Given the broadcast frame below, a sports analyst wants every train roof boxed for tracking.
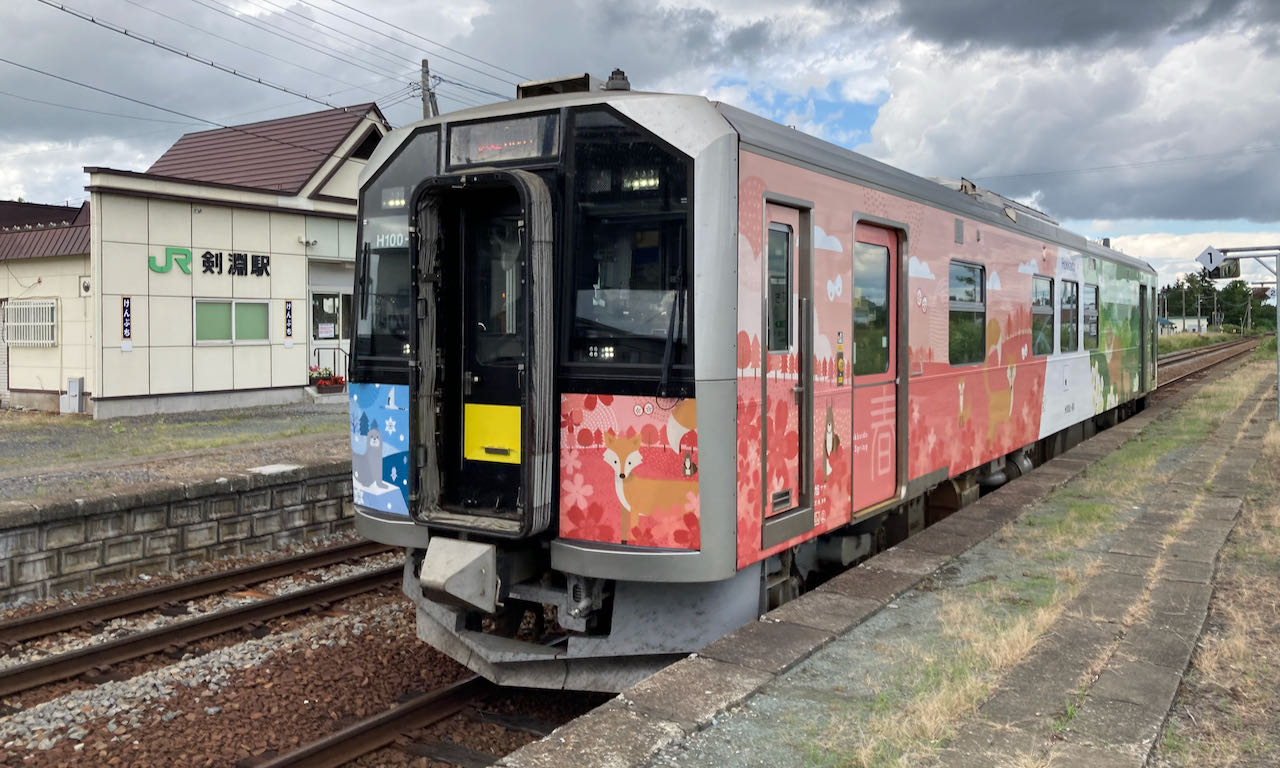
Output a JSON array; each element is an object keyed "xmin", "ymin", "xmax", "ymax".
[
  {"xmin": 713, "ymin": 102, "xmax": 1154, "ymax": 275},
  {"xmin": 368, "ymin": 85, "xmax": 1153, "ymax": 277}
]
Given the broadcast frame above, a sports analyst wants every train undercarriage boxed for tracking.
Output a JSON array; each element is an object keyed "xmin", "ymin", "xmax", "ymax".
[{"xmin": 394, "ymin": 399, "xmax": 1145, "ymax": 692}]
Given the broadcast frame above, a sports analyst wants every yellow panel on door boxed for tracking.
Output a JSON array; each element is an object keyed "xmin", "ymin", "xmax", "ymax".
[{"xmin": 464, "ymin": 403, "xmax": 522, "ymax": 464}]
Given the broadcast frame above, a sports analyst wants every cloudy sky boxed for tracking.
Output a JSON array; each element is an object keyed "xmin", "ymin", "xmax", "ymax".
[{"xmin": 3, "ymin": 0, "xmax": 1278, "ymax": 288}]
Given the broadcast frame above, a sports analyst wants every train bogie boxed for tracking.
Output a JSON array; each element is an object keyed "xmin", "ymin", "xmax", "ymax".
[{"xmin": 348, "ymin": 73, "xmax": 1158, "ymax": 691}]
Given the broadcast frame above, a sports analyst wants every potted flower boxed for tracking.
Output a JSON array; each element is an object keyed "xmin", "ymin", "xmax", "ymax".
[{"xmin": 308, "ymin": 365, "xmax": 345, "ymax": 394}]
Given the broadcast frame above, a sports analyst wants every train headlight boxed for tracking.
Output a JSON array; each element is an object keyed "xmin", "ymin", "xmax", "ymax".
[
  {"xmin": 381, "ymin": 186, "xmax": 407, "ymax": 209},
  {"xmin": 622, "ymin": 169, "xmax": 660, "ymax": 192}
]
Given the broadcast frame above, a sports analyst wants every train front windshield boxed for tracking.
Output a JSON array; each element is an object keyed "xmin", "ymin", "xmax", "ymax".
[
  {"xmin": 353, "ymin": 129, "xmax": 439, "ymax": 383},
  {"xmin": 350, "ymin": 106, "xmax": 692, "ymax": 531}
]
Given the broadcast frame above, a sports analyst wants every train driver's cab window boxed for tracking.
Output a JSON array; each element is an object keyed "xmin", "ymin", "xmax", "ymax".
[
  {"xmin": 948, "ymin": 261, "xmax": 985, "ymax": 365},
  {"xmin": 1083, "ymin": 283, "xmax": 1100, "ymax": 350},
  {"xmin": 353, "ymin": 128, "xmax": 439, "ymax": 364},
  {"xmin": 567, "ymin": 107, "xmax": 691, "ymax": 377},
  {"xmin": 1060, "ymin": 280, "xmax": 1079, "ymax": 353},
  {"xmin": 767, "ymin": 224, "xmax": 792, "ymax": 352},
  {"xmin": 1032, "ymin": 276, "xmax": 1054, "ymax": 356}
]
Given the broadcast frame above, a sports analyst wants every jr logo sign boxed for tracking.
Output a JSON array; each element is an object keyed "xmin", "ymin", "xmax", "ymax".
[{"xmin": 149, "ymin": 247, "xmax": 193, "ymax": 274}]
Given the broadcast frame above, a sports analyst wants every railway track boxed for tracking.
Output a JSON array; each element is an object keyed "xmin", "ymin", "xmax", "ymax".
[
  {"xmin": 1156, "ymin": 337, "xmax": 1260, "ymax": 387},
  {"xmin": 0, "ymin": 561, "xmax": 399, "ymax": 699},
  {"xmin": 252, "ymin": 675, "xmax": 495, "ymax": 768},
  {"xmin": 0, "ymin": 540, "xmax": 392, "ymax": 649}
]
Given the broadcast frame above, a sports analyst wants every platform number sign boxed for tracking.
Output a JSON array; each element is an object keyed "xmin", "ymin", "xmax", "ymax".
[{"xmin": 285, "ymin": 300, "xmax": 293, "ymax": 338}]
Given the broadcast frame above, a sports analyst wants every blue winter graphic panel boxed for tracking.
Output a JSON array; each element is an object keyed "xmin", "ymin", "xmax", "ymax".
[{"xmin": 349, "ymin": 382, "xmax": 410, "ymax": 516}]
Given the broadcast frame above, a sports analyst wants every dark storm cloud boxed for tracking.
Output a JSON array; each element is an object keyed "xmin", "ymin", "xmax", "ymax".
[
  {"xmin": 890, "ymin": 0, "xmax": 1266, "ymax": 50},
  {"xmin": 446, "ymin": 0, "xmax": 795, "ymax": 90},
  {"xmin": 1, "ymin": 0, "xmax": 420, "ymax": 146},
  {"xmin": 989, "ymin": 157, "xmax": 1280, "ymax": 223}
]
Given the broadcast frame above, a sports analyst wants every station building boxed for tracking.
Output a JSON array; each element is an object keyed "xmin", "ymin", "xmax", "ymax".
[{"xmin": 0, "ymin": 103, "xmax": 387, "ymax": 417}]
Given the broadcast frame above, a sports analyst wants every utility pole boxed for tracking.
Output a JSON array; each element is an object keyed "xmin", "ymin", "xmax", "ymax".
[
  {"xmin": 421, "ymin": 59, "xmax": 439, "ymax": 119},
  {"xmin": 1196, "ymin": 244, "xmax": 1280, "ymax": 421}
]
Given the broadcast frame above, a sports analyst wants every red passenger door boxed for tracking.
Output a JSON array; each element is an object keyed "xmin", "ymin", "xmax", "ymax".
[
  {"xmin": 850, "ymin": 223, "xmax": 898, "ymax": 511},
  {"xmin": 760, "ymin": 201, "xmax": 813, "ymax": 548}
]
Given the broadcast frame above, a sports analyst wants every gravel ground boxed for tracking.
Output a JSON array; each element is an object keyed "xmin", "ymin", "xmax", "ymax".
[
  {"xmin": 0, "ymin": 550, "xmax": 402, "ymax": 675},
  {"xmin": 0, "ymin": 401, "xmax": 350, "ymax": 503},
  {"xmin": 1, "ymin": 594, "xmax": 602, "ymax": 767}
]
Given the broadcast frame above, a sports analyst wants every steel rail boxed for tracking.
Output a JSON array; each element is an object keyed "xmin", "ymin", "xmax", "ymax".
[
  {"xmin": 1157, "ymin": 338, "xmax": 1255, "ymax": 367},
  {"xmin": 1158, "ymin": 338, "xmax": 1259, "ymax": 388},
  {"xmin": 255, "ymin": 675, "xmax": 494, "ymax": 768},
  {"xmin": 0, "ymin": 565, "xmax": 400, "ymax": 698},
  {"xmin": 0, "ymin": 540, "xmax": 393, "ymax": 648}
]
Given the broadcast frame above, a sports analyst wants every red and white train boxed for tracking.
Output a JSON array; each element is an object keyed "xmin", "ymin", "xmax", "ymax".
[{"xmin": 347, "ymin": 71, "xmax": 1158, "ymax": 691}]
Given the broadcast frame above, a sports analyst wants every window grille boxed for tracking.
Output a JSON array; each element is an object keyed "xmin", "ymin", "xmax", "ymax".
[{"xmin": 3, "ymin": 298, "xmax": 57, "ymax": 347}]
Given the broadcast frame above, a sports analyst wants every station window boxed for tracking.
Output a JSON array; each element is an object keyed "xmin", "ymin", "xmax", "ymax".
[
  {"xmin": 311, "ymin": 292, "xmax": 351, "ymax": 341},
  {"xmin": 1031, "ymin": 276, "xmax": 1054, "ymax": 356},
  {"xmin": 1060, "ymin": 280, "xmax": 1079, "ymax": 352},
  {"xmin": 195, "ymin": 299, "xmax": 269, "ymax": 343},
  {"xmin": 767, "ymin": 224, "xmax": 793, "ymax": 352},
  {"xmin": 948, "ymin": 261, "xmax": 985, "ymax": 365},
  {"xmin": 2, "ymin": 298, "xmax": 57, "ymax": 347},
  {"xmin": 1083, "ymin": 283, "xmax": 1100, "ymax": 350}
]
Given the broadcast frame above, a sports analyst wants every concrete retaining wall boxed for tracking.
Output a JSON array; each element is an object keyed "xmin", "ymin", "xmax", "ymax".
[{"xmin": 0, "ymin": 461, "xmax": 354, "ymax": 606}]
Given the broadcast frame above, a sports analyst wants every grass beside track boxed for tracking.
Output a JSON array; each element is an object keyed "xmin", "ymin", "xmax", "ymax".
[
  {"xmin": 0, "ymin": 405, "xmax": 347, "ymax": 474},
  {"xmin": 1158, "ymin": 331, "xmax": 1245, "ymax": 355},
  {"xmin": 794, "ymin": 362, "xmax": 1270, "ymax": 767},
  {"xmin": 1152, "ymin": 395, "xmax": 1280, "ymax": 766}
]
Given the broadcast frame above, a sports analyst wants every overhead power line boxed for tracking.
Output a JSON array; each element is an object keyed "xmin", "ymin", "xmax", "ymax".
[
  {"xmin": 219, "ymin": 0, "xmax": 417, "ymax": 82},
  {"xmin": 0, "ymin": 55, "xmax": 383, "ymax": 166},
  {"xmin": 296, "ymin": 0, "xmax": 525, "ymax": 87},
  {"xmin": 183, "ymin": 0, "xmax": 407, "ymax": 83},
  {"xmin": 325, "ymin": 0, "xmax": 529, "ymax": 83},
  {"xmin": 35, "ymin": 0, "xmax": 390, "ymax": 125},
  {"xmin": 119, "ymin": 0, "xmax": 365, "ymax": 91},
  {"xmin": 0, "ymin": 88, "xmax": 202, "ymax": 125},
  {"xmin": 239, "ymin": 0, "xmax": 513, "ymax": 100}
]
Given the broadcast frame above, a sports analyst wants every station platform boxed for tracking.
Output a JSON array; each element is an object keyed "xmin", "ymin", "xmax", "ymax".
[{"xmin": 500, "ymin": 368, "xmax": 1276, "ymax": 768}]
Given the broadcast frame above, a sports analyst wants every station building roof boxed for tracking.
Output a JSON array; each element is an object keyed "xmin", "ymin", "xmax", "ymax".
[
  {"xmin": 144, "ymin": 103, "xmax": 386, "ymax": 195},
  {"xmin": 0, "ymin": 202, "xmax": 89, "ymax": 262}
]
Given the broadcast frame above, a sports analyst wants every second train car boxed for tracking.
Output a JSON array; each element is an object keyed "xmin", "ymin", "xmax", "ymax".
[{"xmin": 348, "ymin": 71, "xmax": 1159, "ymax": 691}]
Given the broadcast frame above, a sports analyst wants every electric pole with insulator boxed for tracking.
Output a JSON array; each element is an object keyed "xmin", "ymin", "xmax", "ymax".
[{"xmin": 421, "ymin": 59, "xmax": 440, "ymax": 118}]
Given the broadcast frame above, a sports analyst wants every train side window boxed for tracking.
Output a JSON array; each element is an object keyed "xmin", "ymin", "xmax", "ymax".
[
  {"xmin": 948, "ymin": 260, "xmax": 985, "ymax": 365},
  {"xmin": 853, "ymin": 241, "xmax": 889, "ymax": 374},
  {"xmin": 1032, "ymin": 276, "xmax": 1054, "ymax": 356},
  {"xmin": 1083, "ymin": 283, "xmax": 1100, "ymax": 350},
  {"xmin": 767, "ymin": 224, "xmax": 793, "ymax": 352},
  {"xmin": 1060, "ymin": 280, "xmax": 1079, "ymax": 352}
]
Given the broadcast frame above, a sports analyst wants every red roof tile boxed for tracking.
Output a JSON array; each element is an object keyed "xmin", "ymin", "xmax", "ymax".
[
  {"xmin": 146, "ymin": 103, "xmax": 385, "ymax": 194},
  {"xmin": 0, "ymin": 200, "xmax": 85, "ymax": 228},
  {"xmin": 0, "ymin": 222, "xmax": 89, "ymax": 262}
]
